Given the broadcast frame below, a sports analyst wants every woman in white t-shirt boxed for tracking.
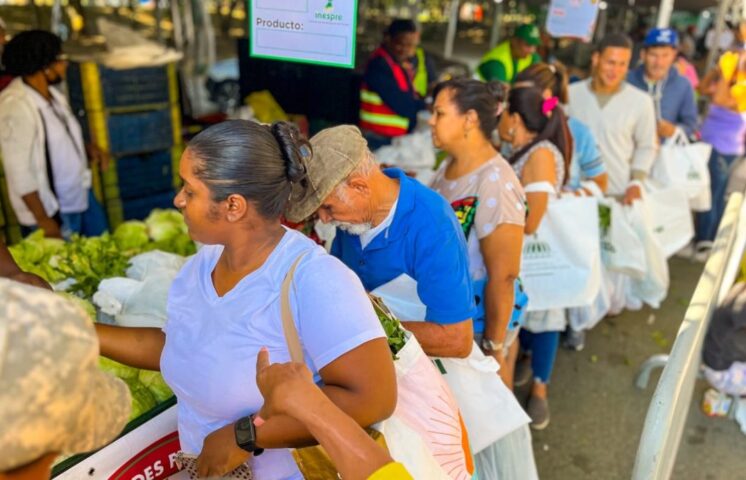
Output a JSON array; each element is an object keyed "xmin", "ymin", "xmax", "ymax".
[
  {"xmin": 498, "ymin": 83, "xmax": 573, "ymax": 431},
  {"xmin": 96, "ymin": 120, "xmax": 396, "ymax": 480}
]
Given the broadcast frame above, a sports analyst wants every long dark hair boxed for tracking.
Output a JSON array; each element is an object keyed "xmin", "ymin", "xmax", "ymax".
[
  {"xmin": 432, "ymin": 78, "xmax": 507, "ymax": 139},
  {"xmin": 515, "ymin": 61, "xmax": 570, "ymax": 104},
  {"xmin": 506, "ymin": 85, "xmax": 572, "ymax": 185},
  {"xmin": 187, "ymin": 120, "xmax": 310, "ymax": 219}
]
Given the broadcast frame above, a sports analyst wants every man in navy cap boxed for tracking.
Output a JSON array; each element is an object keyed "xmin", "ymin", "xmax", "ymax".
[{"xmin": 628, "ymin": 27, "xmax": 698, "ymax": 140}]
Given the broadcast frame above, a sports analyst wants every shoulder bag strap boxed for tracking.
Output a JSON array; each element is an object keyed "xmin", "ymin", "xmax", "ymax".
[{"xmin": 281, "ymin": 252, "xmax": 308, "ymax": 364}]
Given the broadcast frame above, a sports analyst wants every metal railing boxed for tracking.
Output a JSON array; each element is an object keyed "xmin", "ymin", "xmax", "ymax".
[{"xmin": 632, "ymin": 192, "xmax": 746, "ymax": 480}]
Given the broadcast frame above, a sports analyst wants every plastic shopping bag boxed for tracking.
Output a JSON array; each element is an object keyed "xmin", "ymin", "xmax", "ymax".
[
  {"xmin": 624, "ymin": 200, "xmax": 670, "ymax": 309},
  {"xmin": 651, "ymin": 129, "xmax": 712, "ymax": 211},
  {"xmin": 645, "ymin": 183, "xmax": 695, "ymax": 258},
  {"xmin": 521, "ymin": 195, "xmax": 602, "ymax": 311},
  {"xmin": 568, "ymin": 264, "xmax": 612, "ymax": 331},
  {"xmin": 600, "ymin": 199, "xmax": 646, "ymax": 279}
]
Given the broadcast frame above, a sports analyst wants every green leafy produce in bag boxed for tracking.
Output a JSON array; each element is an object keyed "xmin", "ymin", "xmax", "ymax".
[{"xmin": 369, "ymin": 295, "xmax": 407, "ymax": 356}]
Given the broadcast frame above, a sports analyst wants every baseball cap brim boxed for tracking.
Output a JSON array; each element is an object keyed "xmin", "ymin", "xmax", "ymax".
[{"xmin": 63, "ymin": 371, "xmax": 132, "ymax": 456}]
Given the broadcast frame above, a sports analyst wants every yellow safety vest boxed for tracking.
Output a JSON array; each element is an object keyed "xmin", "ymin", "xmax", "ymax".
[
  {"xmin": 477, "ymin": 41, "xmax": 534, "ymax": 83},
  {"xmin": 413, "ymin": 47, "xmax": 428, "ymax": 98}
]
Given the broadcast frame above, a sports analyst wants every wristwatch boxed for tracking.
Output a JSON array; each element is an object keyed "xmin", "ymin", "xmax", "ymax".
[
  {"xmin": 234, "ymin": 415, "xmax": 264, "ymax": 456},
  {"xmin": 481, "ymin": 337, "xmax": 504, "ymax": 354}
]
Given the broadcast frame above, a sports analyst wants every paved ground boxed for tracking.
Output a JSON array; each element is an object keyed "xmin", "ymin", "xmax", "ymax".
[{"xmin": 523, "ymin": 258, "xmax": 746, "ymax": 480}]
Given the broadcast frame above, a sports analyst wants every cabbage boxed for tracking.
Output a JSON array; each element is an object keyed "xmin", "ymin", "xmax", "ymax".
[
  {"xmin": 57, "ymin": 292, "xmax": 97, "ymax": 323},
  {"xmin": 8, "ymin": 231, "xmax": 66, "ymax": 283},
  {"xmin": 127, "ymin": 381, "xmax": 158, "ymax": 420},
  {"xmin": 145, "ymin": 209, "xmax": 188, "ymax": 242},
  {"xmin": 113, "ymin": 221, "xmax": 150, "ymax": 252},
  {"xmin": 99, "ymin": 356, "xmax": 139, "ymax": 381},
  {"xmin": 139, "ymin": 370, "xmax": 174, "ymax": 403}
]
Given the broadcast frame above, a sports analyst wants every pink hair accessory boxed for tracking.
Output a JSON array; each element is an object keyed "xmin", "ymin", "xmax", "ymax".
[{"xmin": 542, "ymin": 96, "xmax": 559, "ymax": 117}]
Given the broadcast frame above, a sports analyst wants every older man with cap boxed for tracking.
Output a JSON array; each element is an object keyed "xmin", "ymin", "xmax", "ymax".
[
  {"xmin": 286, "ymin": 124, "xmax": 476, "ymax": 358},
  {"xmin": 0, "ymin": 279, "xmax": 131, "ymax": 479},
  {"xmin": 477, "ymin": 23, "xmax": 542, "ymax": 84},
  {"xmin": 627, "ymin": 27, "xmax": 698, "ymax": 140}
]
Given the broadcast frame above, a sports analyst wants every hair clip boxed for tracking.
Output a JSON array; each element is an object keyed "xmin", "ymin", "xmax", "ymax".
[{"xmin": 542, "ymin": 96, "xmax": 559, "ymax": 117}]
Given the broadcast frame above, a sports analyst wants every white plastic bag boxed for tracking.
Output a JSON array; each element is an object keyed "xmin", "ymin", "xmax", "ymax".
[
  {"xmin": 568, "ymin": 265, "xmax": 612, "ymax": 331},
  {"xmin": 651, "ymin": 129, "xmax": 712, "ymax": 211},
  {"xmin": 645, "ymin": 183, "xmax": 695, "ymax": 258},
  {"xmin": 436, "ymin": 344, "xmax": 531, "ymax": 453},
  {"xmin": 521, "ymin": 195, "xmax": 602, "ymax": 311},
  {"xmin": 600, "ymin": 199, "xmax": 646, "ymax": 279},
  {"xmin": 624, "ymin": 200, "xmax": 670, "ymax": 309}
]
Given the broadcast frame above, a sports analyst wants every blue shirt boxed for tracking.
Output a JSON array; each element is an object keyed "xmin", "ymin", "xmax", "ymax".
[
  {"xmin": 627, "ymin": 66, "xmax": 699, "ymax": 137},
  {"xmin": 331, "ymin": 169, "xmax": 477, "ymax": 324},
  {"xmin": 568, "ymin": 116, "xmax": 605, "ymax": 189}
]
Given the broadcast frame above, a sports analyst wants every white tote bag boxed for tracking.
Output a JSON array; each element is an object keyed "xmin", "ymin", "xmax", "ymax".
[
  {"xmin": 644, "ymin": 183, "xmax": 695, "ymax": 258},
  {"xmin": 651, "ymin": 129, "xmax": 712, "ymax": 211},
  {"xmin": 521, "ymin": 195, "xmax": 602, "ymax": 311},
  {"xmin": 624, "ymin": 200, "xmax": 670, "ymax": 309},
  {"xmin": 600, "ymin": 199, "xmax": 647, "ymax": 279},
  {"xmin": 435, "ymin": 344, "xmax": 531, "ymax": 454},
  {"xmin": 372, "ymin": 276, "xmax": 530, "ymax": 455}
]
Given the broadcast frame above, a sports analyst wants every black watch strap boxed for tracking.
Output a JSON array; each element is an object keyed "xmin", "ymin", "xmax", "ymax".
[{"xmin": 234, "ymin": 415, "xmax": 264, "ymax": 456}]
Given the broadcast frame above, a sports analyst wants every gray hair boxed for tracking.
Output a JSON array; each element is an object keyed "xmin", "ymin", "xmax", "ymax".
[{"xmin": 332, "ymin": 149, "xmax": 379, "ymax": 202}]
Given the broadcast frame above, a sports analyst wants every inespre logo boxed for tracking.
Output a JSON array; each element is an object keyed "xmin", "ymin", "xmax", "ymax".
[{"xmin": 316, "ymin": 0, "xmax": 343, "ymax": 21}]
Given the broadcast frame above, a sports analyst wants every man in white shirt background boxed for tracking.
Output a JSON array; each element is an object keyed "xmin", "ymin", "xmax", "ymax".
[
  {"xmin": 0, "ymin": 30, "xmax": 108, "ymax": 239},
  {"xmin": 568, "ymin": 33, "xmax": 658, "ymax": 204}
]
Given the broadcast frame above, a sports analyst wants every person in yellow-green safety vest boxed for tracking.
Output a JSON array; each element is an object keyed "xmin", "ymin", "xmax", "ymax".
[
  {"xmin": 359, "ymin": 19, "xmax": 435, "ymax": 150},
  {"xmin": 478, "ymin": 23, "xmax": 542, "ymax": 84}
]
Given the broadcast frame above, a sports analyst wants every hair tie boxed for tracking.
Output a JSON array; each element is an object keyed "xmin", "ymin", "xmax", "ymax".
[{"xmin": 542, "ymin": 96, "xmax": 559, "ymax": 117}]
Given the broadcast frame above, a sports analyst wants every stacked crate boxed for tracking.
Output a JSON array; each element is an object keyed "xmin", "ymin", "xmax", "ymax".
[{"xmin": 67, "ymin": 62, "xmax": 183, "ymax": 229}]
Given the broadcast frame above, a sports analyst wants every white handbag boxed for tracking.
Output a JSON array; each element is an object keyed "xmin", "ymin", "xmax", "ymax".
[
  {"xmin": 651, "ymin": 129, "xmax": 712, "ymax": 212},
  {"xmin": 624, "ymin": 200, "xmax": 670, "ymax": 309},
  {"xmin": 600, "ymin": 199, "xmax": 647, "ymax": 279},
  {"xmin": 521, "ymin": 195, "xmax": 603, "ymax": 311}
]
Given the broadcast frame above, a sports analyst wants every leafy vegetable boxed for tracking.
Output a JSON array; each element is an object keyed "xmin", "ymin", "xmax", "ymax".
[
  {"xmin": 8, "ymin": 231, "xmax": 66, "ymax": 283},
  {"xmin": 599, "ymin": 204, "xmax": 611, "ymax": 233},
  {"xmin": 99, "ymin": 356, "xmax": 140, "ymax": 381},
  {"xmin": 370, "ymin": 295, "xmax": 407, "ymax": 356},
  {"xmin": 139, "ymin": 370, "xmax": 174, "ymax": 403},
  {"xmin": 127, "ymin": 381, "xmax": 158, "ymax": 420},
  {"xmin": 113, "ymin": 221, "xmax": 150, "ymax": 253}
]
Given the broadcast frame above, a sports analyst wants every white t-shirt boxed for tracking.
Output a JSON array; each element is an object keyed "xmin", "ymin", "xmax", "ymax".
[
  {"xmin": 26, "ymin": 85, "xmax": 88, "ymax": 214},
  {"xmin": 160, "ymin": 229, "xmax": 385, "ymax": 480}
]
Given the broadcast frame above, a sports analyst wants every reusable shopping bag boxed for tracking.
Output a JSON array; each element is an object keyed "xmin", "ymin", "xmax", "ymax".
[
  {"xmin": 651, "ymin": 129, "xmax": 712, "ymax": 211},
  {"xmin": 281, "ymin": 257, "xmax": 473, "ymax": 480},
  {"xmin": 372, "ymin": 275, "xmax": 530, "ymax": 455},
  {"xmin": 599, "ymin": 199, "xmax": 647, "ymax": 279},
  {"xmin": 624, "ymin": 199, "xmax": 670, "ymax": 309},
  {"xmin": 644, "ymin": 183, "xmax": 695, "ymax": 258},
  {"xmin": 520, "ymin": 195, "xmax": 602, "ymax": 311}
]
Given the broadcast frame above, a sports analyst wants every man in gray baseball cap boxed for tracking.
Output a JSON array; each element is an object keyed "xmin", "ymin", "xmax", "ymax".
[
  {"xmin": 0, "ymin": 279, "xmax": 131, "ymax": 479},
  {"xmin": 286, "ymin": 125, "xmax": 477, "ymax": 360}
]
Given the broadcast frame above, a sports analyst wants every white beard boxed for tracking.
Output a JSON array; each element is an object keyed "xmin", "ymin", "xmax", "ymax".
[{"xmin": 332, "ymin": 221, "xmax": 373, "ymax": 236}]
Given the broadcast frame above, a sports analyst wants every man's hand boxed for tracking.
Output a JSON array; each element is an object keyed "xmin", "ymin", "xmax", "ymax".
[
  {"xmin": 255, "ymin": 348, "xmax": 316, "ymax": 421},
  {"xmin": 39, "ymin": 218, "xmax": 63, "ymax": 239},
  {"xmin": 196, "ymin": 423, "xmax": 251, "ymax": 479},
  {"xmin": 87, "ymin": 143, "xmax": 110, "ymax": 171},
  {"xmin": 657, "ymin": 120, "xmax": 677, "ymax": 139},
  {"xmin": 8, "ymin": 271, "xmax": 52, "ymax": 290},
  {"xmin": 622, "ymin": 184, "xmax": 643, "ymax": 205}
]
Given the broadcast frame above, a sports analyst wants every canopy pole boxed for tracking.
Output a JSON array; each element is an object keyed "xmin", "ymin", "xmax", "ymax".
[
  {"xmin": 656, "ymin": 0, "xmax": 674, "ymax": 28},
  {"xmin": 444, "ymin": 0, "xmax": 460, "ymax": 59},
  {"xmin": 489, "ymin": 1, "xmax": 504, "ymax": 49},
  {"xmin": 706, "ymin": 0, "xmax": 731, "ymax": 73}
]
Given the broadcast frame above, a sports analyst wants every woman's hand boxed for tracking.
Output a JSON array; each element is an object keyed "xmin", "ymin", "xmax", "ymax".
[
  {"xmin": 256, "ymin": 348, "xmax": 316, "ymax": 421},
  {"xmin": 196, "ymin": 423, "xmax": 251, "ymax": 479}
]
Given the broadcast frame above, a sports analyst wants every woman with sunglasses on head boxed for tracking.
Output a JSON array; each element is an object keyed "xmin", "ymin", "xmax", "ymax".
[
  {"xmin": 429, "ymin": 78, "xmax": 539, "ymax": 480},
  {"xmin": 498, "ymin": 83, "xmax": 573, "ymax": 430}
]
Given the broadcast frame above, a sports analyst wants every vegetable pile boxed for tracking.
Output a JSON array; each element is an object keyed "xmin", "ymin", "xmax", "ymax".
[
  {"xmin": 8, "ymin": 209, "xmax": 191, "ymax": 424},
  {"xmin": 370, "ymin": 294, "xmax": 407, "ymax": 356}
]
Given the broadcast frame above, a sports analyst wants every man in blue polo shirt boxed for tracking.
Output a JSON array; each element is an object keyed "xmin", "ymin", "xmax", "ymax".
[{"xmin": 285, "ymin": 125, "xmax": 476, "ymax": 358}]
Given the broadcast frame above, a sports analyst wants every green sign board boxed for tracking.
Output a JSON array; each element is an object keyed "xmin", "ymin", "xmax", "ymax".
[{"xmin": 249, "ymin": 0, "xmax": 358, "ymax": 69}]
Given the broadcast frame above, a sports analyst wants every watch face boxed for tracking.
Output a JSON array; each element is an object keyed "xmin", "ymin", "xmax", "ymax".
[{"xmin": 235, "ymin": 417, "xmax": 256, "ymax": 448}]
